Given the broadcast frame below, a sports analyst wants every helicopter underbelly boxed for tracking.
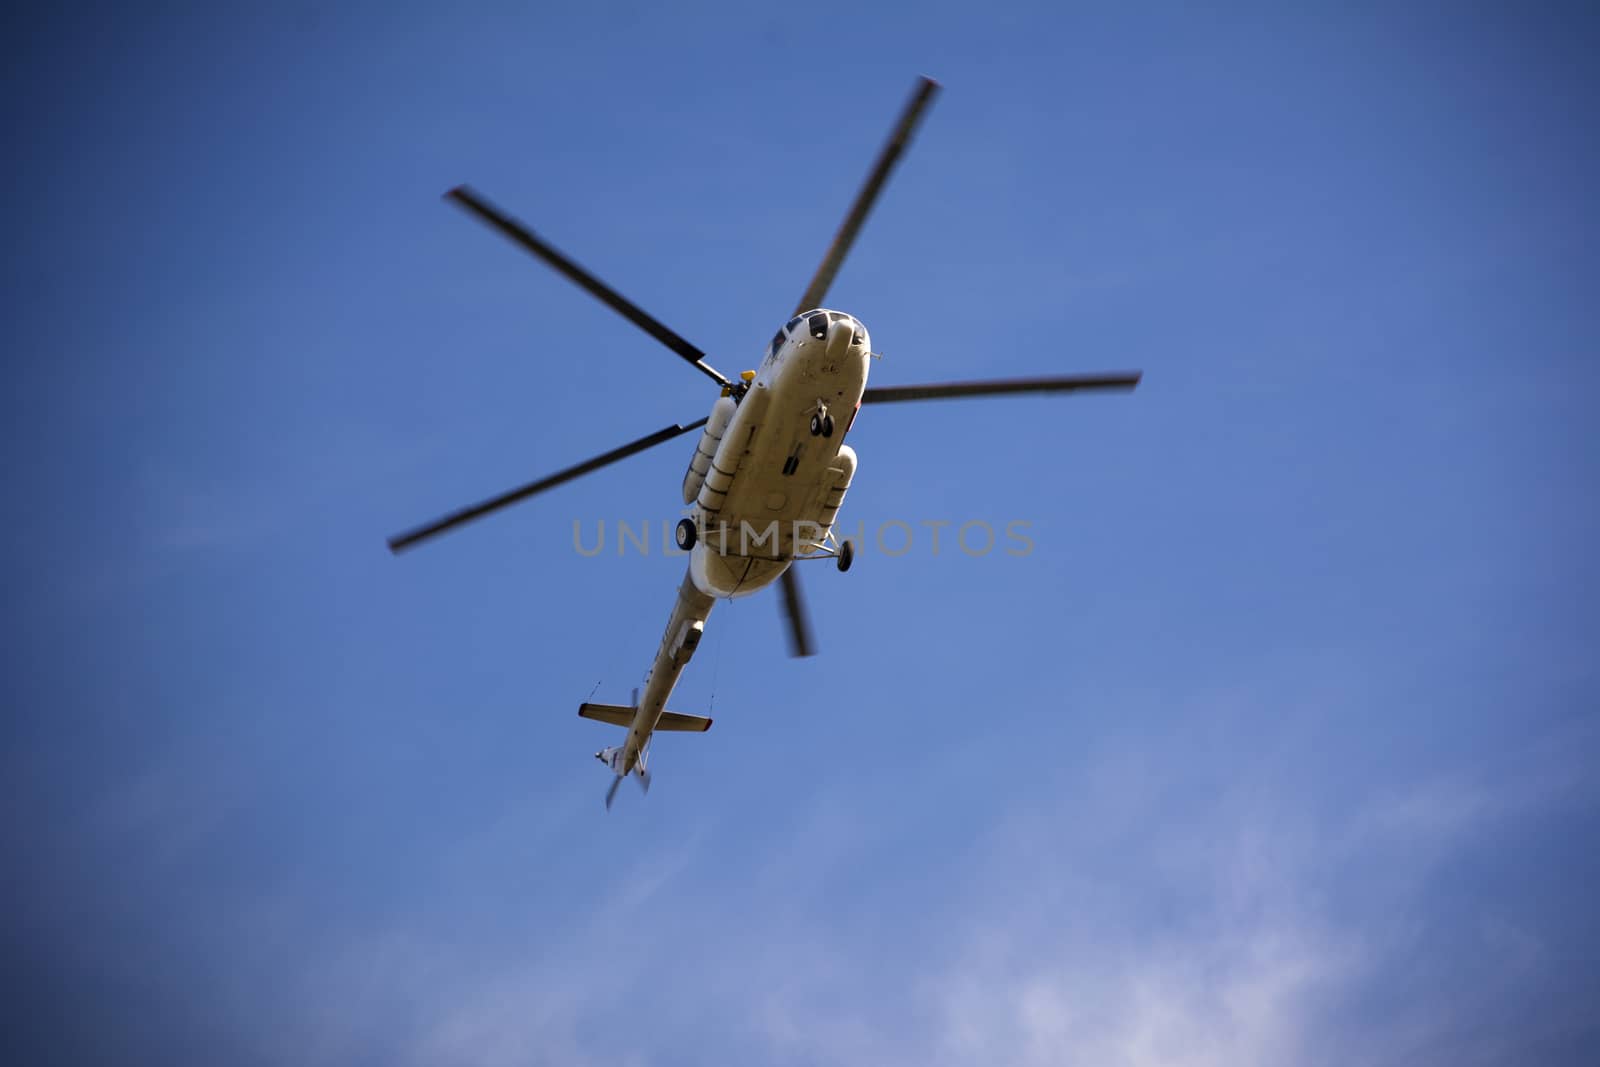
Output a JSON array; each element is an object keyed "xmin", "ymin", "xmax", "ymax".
[
  {"xmin": 690, "ymin": 550, "xmax": 790, "ymax": 598},
  {"xmin": 688, "ymin": 331, "xmax": 867, "ymax": 599}
]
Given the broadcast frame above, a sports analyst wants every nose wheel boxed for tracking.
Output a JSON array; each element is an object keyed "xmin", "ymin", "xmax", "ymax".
[{"xmin": 809, "ymin": 411, "xmax": 835, "ymax": 438}]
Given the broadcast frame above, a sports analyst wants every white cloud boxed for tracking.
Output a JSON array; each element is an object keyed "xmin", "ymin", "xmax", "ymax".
[{"xmin": 911, "ymin": 867, "xmax": 1359, "ymax": 1067}]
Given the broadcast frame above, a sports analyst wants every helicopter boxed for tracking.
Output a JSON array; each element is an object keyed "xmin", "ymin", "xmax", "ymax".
[{"xmin": 387, "ymin": 77, "xmax": 1141, "ymax": 807}]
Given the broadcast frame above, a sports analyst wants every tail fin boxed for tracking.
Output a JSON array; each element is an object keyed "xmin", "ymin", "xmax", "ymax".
[
  {"xmin": 585, "ymin": 684, "xmax": 715, "ymax": 808},
  {"xmin": 597, "ymin": 743, "xmax": 652, "ymax": 809}
]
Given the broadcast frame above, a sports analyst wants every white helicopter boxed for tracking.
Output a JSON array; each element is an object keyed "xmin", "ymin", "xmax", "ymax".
[{"xmin": 388, "ymin": 77, "xmax": 1141, "ymax": 807}]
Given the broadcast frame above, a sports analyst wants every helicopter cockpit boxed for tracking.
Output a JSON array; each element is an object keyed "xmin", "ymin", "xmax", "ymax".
[{"xmin": 767, "ymin": 310, "xmax": 867, "ymax": 360}]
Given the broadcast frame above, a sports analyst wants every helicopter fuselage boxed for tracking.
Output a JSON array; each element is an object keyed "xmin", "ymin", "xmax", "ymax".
[{"xmin": 686, "ymin": 308, "xmax": 869, "ymax": 598}]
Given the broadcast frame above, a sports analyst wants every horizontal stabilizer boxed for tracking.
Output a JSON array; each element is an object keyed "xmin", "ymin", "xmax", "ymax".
[
  {"xmin": 579, "ymin": 703, "xmax": 713, "ymax": 732},
  {"xmin": 656, "ymin": 711, "xmax": 713, "ymax": 732},
  {"xmin": 579, "ymin": 702, "xmax": 633, "ymax": 728}
]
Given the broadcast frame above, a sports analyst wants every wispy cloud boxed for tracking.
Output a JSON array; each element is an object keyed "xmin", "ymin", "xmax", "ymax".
[
  {"xmin": 259, "ymin": 711, "xmax": 1593, "ymax": 1067},
  {"xmin": 278, "ymin": 833, "xmax": 702, "ymax": 1067}
]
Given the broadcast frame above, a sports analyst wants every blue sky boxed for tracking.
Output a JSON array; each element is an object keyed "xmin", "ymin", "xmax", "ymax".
[{"xmin": 3, "ymin": 4, "xmax": 1597, "ymax": 1064}]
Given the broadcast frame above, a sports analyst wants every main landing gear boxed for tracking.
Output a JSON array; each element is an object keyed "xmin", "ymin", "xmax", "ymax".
[
  {"xmin": 793, "ymin": 526, "xmax": 856, "ymax": 573},
  {"xmin": 675, "ymin": 517, "xmax": 697, "ymax": 551}
]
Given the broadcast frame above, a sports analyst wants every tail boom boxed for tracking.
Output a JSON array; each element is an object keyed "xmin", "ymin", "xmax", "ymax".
[{"xmin": 587, "ymin": 565, "xmax": 715, "ymax": 806}]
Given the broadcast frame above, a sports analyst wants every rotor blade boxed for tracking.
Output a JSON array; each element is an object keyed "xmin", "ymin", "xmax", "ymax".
[
  {"xmin": 792, "ymin": 76, "xmax": 941, "ymax": 316},
  {"xmin": 862, "ymin": 372, "xmax": 1142, "ymax": 405},
  {"xmin": 778, "ymin": 566, "xmax": 816, "ymax": 658},
  {"xmin": 388, "ymin": 418, "xmax": 709, "ymax": 554},
  {"xmin": 446, "ymin": 185, "xmax": 731, "ymax": 389}
]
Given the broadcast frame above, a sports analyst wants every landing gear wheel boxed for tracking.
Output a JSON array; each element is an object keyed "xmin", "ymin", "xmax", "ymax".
[
  {"xmin": 675, "ymin": 517, "xmax": 697, "ymax": 551},
  {"xmin": 809, "ymin": 413, "xmax": 823, "ymax": 437},
  {"xmin": 837, "ymin": 539, "xmax": 855, "ymax": 573},
  {"xmin": 822, "ymin": 414, "xmax": 835, "ymax": 438}
]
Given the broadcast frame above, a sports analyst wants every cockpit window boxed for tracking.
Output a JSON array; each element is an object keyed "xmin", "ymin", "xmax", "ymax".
[
  {"xmin": 768, "ymin": 329, "xmax": 784, "ymax": 358},
  {"xmin": 785, "ymin": 316, "xmax": 803, "ymax": 334},
  {"xmin": 808, "ymin": 313, "xmax": 829, "ymax": 340},
  {"xmin": 825, "ymin": 311, "xmax": 866, "ymax": 344}
]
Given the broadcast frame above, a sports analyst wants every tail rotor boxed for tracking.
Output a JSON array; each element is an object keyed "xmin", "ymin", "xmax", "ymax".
[{"xmin": 596, "ymin": 740, "xmax": 650, "ymax": 809}]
